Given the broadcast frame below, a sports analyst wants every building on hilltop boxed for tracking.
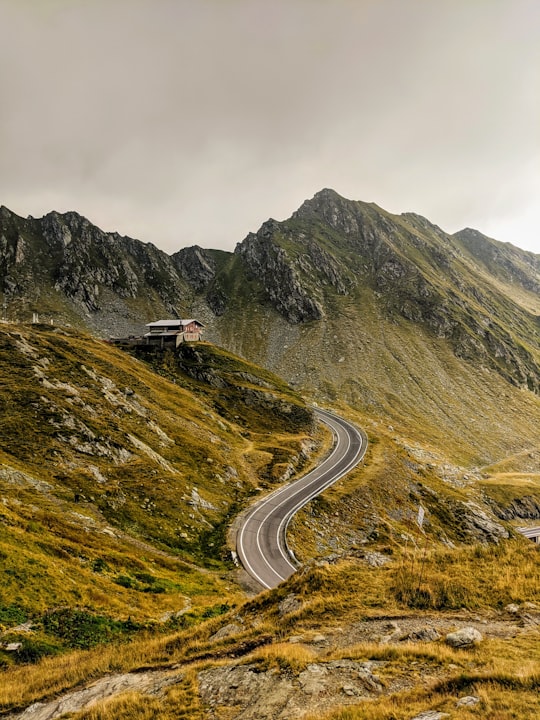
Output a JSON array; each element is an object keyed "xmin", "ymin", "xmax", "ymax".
[{"xmin": 144, "ymin": 319, "xmax": 204, "ymax": 347}]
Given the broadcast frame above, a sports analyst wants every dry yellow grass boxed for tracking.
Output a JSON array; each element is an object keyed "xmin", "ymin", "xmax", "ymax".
[
  {"xmin": 481, "ymin": 473, "xmax": 540, "ymax": 486},
  {"xmin": 0, "ymin": 610, "xmax": 264, "ymax": 711},
  {"xmin": 65, "ymin": 669, "xmax": 206, "ymax": 720},
  {"xmin": 304, "ymin": 685, "xmax": 540, "ymax": 720},
  {"xmin": 249, "ymin": 641, "xmax": 317, "ymax": 673},
  {"xmin": 1, "ymin": 544, "xmax": 539, "ymax": 717},
  {"xmin": 0, "ymin": 637, "xmax": 161, "ymax": 711},
  {"xmin": 302, "ymin": 635, "xmax": 540, "ymax": 720},
  {"xmin": 241, "ymin": 540, "xmax": 540, "ymax": 638},
  {"xmin": 1, "ymin": 312, "xmax": 539, "ymax": 720},
  {"xmin": 0, "ymin": 322, "xmax": 324, "ymax": 667}
]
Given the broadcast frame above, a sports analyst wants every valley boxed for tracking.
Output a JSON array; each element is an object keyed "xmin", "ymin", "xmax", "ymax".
[{"xmin": 0, "ymin": 189, "xmax": 539, "ymax": 719}]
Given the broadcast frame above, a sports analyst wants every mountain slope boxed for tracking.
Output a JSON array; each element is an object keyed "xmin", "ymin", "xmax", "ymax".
[
  {"xmin": 1, "ymin": 194, "xmax": 539, "ymax": 719},
  {"xmin": 0, "ymin": 322, "xmax": 317, "ymax": 661},
  {"xmin": 2, "ymin": 192, "xmax": 539, "ymax": 466},
  {"xmin": 453, "ymin": 226, "xmax": 540, "ymax": 315},
  {"xmin": 226, "ymin": 189, "xmax": 539, "ymax": 391},
  {"xmin": 200, "ymin": 191, "xmax": 539, "ymax": 473},
  {"xmin": 0, "ymin": 206, "xmax": 195, "ymax": 336}
]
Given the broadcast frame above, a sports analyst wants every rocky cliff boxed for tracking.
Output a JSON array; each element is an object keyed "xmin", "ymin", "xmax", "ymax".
[
  {"xmin": 1, "ymin": 191, "xmax": 539, "ymax": 404},
  {"xmin": 222, "ymin": 189, "xmax": 540, "ymax": 394},
  {"xmin": 0, "ymin": 206, "xmax": 192, "ymax": 335}
]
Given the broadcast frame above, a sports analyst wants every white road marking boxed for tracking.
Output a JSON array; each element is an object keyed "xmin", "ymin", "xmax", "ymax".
[{"xmin": 237, "ymin": 409, "xmax": 367, "ymax": 589}]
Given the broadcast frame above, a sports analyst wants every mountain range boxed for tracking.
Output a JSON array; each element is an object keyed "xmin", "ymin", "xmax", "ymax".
[
  {"xmin": 1, "ymin": 190, "xmax": 539, "ymax": 719},
  {"xmin": 2, "ymin": 189, "xmax": 539, "ymax": 459},
  {"xmin": 2, "ymin": 189, "xmax": 538, "ymax": 390}
]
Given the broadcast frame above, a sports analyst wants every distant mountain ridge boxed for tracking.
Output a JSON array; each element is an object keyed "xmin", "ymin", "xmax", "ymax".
[
  {"xmin": 1, "ymin": 190, "xmax": 539, "ymax": 402},
  {"xmin": 0, "ymin": 205, "xmax": 198, "ymax": 335}
]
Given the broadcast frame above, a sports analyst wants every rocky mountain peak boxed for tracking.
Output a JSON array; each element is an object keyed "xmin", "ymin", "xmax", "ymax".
[
  {"xmin": 294, "ymin": 187, "xmax": 344, "ymax": 211},
  {"xmin": 41, "ymin": 209, "xmax": 113, "ymax": 247},
  {"xmin": 0, "ymin": 207, "xmax": 192, "ymax": 331},
  {"xmin": 235, "ymin": 224, "xmax": 323, "ymax": 324},
  {"xmin": 0, "ymin": 205, "xmax": 15, "ymax": 221},
  {"xmin": 455, "ymin": 227, "xmax": 485, "ymax": 241},
  {"xmin": 454, "ymin": 227, "xmax": 539, "ymax": 260},
  {"xmin": 453, "ymin": 227, "xmax": 540, "ymax": 296},
  {"xmin": 231, "ymin": 192, "xmax": 540, "ymax": 394},
  {"xmin": 292, "ymin": 188, "xmax": 365, "ymax": 234},
  {"xmin": 172, "ymin": 245, "xmax": 217, "ymax": 292}
]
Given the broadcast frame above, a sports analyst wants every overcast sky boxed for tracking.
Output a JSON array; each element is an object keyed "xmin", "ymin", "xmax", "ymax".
[{"xmin": 1, "ymin": 0, "xmax": 539, "ymax": 255}]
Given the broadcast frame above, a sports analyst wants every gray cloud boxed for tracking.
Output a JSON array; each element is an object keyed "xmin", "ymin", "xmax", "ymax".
[{"xmin": 1, "ymin": 0, "xmax": 539, "ymax": 254}]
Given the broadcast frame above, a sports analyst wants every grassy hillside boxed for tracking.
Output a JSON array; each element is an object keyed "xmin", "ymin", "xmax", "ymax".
[
  {"xmin": 197, "ymin": 194, "xmax": 539, "ymax": 489},
  {"xmin": 0, "ymin": 322, "xmax": 318, "ymax": 666},
  {"xmin": 1, "ymin": 191, "xmax": 539, "ymax": 718},
  {"xmin": 1, "ymin": 322, "xmax": 537, "ymax": 720},
  {"xmin": 0, "ymin": 539, "xmax": 537, "ymax": 718},
  {"xmin": 212, "ymin": 284, "xmax": 540, "ymax": 466}
]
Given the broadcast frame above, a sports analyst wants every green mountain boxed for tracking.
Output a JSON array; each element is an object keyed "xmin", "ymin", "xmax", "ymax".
[
  {"xmin": 0, "ymin": 323, "xmax": 315, "ymax": 658},
  {"xmin": 203, "ymin": 191, "xmax": 539, "ymax": 467},
  {"xmin": 217, "ymin": 189, "xmax": 539, "ymax": 389},
  {"xmin": 2, "ymin": 192, "xmax": 538, "ymax": 396},
  {"xmin": 0, "ymin": 191, "xmax": 539, "ymax": 719}
]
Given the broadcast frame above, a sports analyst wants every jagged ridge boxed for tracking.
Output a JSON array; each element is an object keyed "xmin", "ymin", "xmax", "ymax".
[{"xmin": 1, "ymin": 192, "xmax": 539, "ymax": 399}]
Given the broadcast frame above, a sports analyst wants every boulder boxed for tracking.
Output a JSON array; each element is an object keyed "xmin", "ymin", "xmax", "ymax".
[
  {"xmin": 445, "ymin": 627, "xmax": 483, "ymax": 648},
  {"xmin": 408, "ymin": 627, "xmax": 440, "ymax": 642},
  {"xmin": 4, "ymin": 642, "xmax": 22, "ymax": 652},
  {"xmin": 298, "ymin": 663, "xmax": 328, "ymax": 695},
  {"xmin": 209, "ymin": 623, "xmax": 242, "ymax": 641}
]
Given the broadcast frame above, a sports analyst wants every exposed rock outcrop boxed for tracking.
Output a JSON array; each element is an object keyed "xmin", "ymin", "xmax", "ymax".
[
  {"xmin": 488, "ymin": 494, "xmax": 540, "ymax": 521},
  {"xmin": 1, "ymin": 191, "xmax": 539, "ymax": 396},
  {"xmin": 426, "ymin": 493, "xmax": 510, "ymax": 544},
  {"xmin": 0, "ymin": 207, "xmax": 190, "ymax": 333},
  {"xmin": 172, "ymin": 245, "xmax": 216, "ymax": 292},
  {"xmin": 235, "ymin": 222, "xmax": 323, "ymax": 324}
]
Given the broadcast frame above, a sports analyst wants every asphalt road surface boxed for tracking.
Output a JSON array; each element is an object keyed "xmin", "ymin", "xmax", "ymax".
[{"xmin": 236, "ymin": 408, "xmax": 367, "ymax": 590}]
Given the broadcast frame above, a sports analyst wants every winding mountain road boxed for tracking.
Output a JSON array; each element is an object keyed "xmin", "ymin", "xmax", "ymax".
[{"xmin": 237, "ymin": 408, "xmax": 367, "ymax": 590}]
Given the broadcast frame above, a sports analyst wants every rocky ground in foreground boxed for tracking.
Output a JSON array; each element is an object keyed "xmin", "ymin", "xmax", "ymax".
[{"xmin": 4, "ymin": 598, "xmax": 539, "ymax": 720}]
